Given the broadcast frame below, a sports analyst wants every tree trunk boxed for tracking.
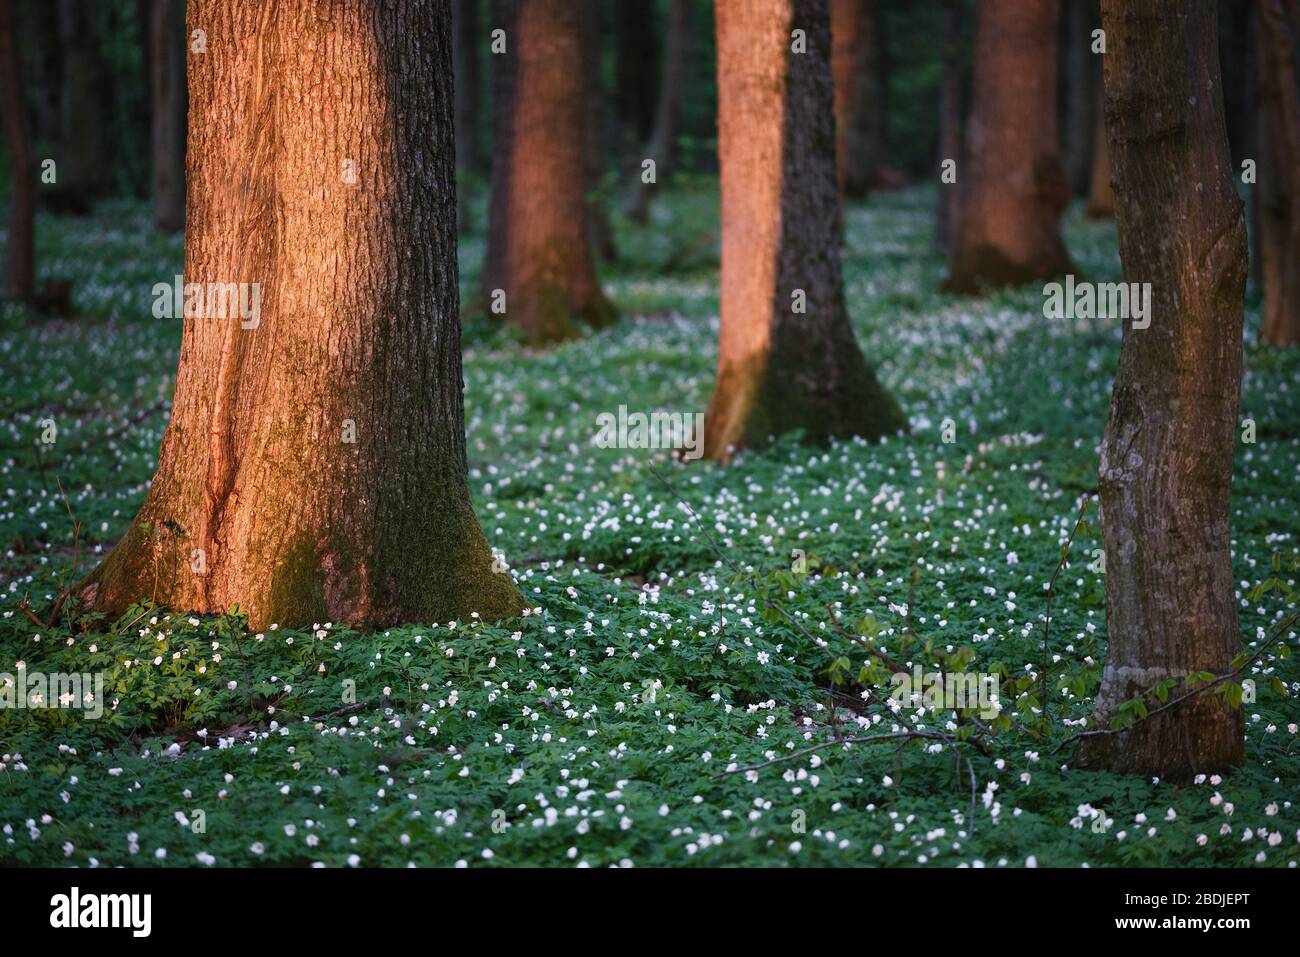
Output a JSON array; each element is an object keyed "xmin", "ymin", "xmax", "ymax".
[
  {"xmin": 945, "ymin": 0, "xmax": 1072, "ymax": 293},
  {"xmin": 1061, "ymin": 0, "xmax": 1093, "ymax": 196},
  {"xmin": 830, "ymin": 0, "xmax": 883, "ymax": 198},
  {"xmin": 452, "ymin": 0, "xmax": 481, "ymax": 230},
  {"xmin": 933, "ymin": 0, "xmax": 963, "ymax": 255},
  {"xmin": 704, "ymin": 0, "xmax": 905, "ymax": 461},
  {"xmin": 1077, "ymin": 0, "xmax": 1248, "ymax": 779},
  {"xmin": 0, "ymin": 0, "xmax": 35, "ymax": 302},
  {"xmin": 23, "ymin": 0, "xmax": 60, "ymax": 147},
  {"xmin": 484, "ymin": 0, "xmax": 614, "ymax": 342},
  {"xmin": 580, "ymin": 0, "xmax": 616, "ymax": 262},
  {"xmin": 624, "ymin": 0, "xmax": 689, "ymax": 223},
  {"xmin": 1256, "ymin": 0, "xmax": 1300, "ymax": 346},
  {"xmin": 148, "ymin": 0, "xmax": 185, "ymax": 234},
  {"xmin": 58, "ymin": 0, "xmax": 108, "ymax": 213},
  {"xmin": 615, "ymin": 0, "xmax": 658, "ymax": 152},
  {"xmin": 83, "ymin": 0, "xmax": 523, "ymax": 632},
  {"xmin": 477, "ymin": 0, "xmax": 517, "ymax": 315},
  {"xmin": 1084, "ymin": 64, "xmax": 1114, "ymax": 218}
]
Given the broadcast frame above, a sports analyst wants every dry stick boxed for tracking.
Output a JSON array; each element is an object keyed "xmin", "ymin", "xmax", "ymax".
[
  {"xmin": 1040, "ymin": 495, "xmax": 1093, "ymax": 724},
  {"xmin": 1052, "ymin": 609, "xmax": 1300, "ymax": 754}
]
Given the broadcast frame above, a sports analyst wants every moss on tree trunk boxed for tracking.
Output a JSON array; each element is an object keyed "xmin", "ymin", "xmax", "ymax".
[{"xmin": 82, "ymin": 0, "xmax": 523, "ymax": 631}]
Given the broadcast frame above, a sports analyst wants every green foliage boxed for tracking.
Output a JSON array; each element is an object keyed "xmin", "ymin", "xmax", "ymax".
[{"xmin": 1, "ymin": 187, "xmax": 1298, "ymax": 867}]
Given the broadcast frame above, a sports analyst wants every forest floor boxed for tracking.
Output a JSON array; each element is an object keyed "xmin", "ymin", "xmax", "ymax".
[{"xmin": 2, "ymin": 183, "xmax": 1299, "ymax": 867}]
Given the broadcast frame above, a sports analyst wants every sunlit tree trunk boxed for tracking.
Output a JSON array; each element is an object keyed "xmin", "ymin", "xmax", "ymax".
[
  {"xmin": 1078, "ymin": 0, "xmax": 1248, "ymax": 778},
  {"xmin": 84, "ymin": 0, "xmax": 523, "ymax": 631},
  {"xmin": 704, "ymin": 0, "xmax": 904, "ymax": 461},
  {"xmin": 1256, "ymin": 0, "xmax": 1300, "ymax": 346},
  {"xmin": 484, "ymin": 0, "xmax": 613, "ymax": 342},
  {"xmin": 0, "ymin": 0, "xmax": 34, "ymax": 302},
  {"xmin": 148, "ymin": 0, "xmax": 185, "ymax": 233},
  {"xmin": 58, "ymin": 0, "xmax": 108, "ymax": 212},
  {"xmin": 946, "ymin": 0, "xmax": 1072, "ymax": 292},
  {"xmin": 624, "ymin": 0, "xmax": 688, "ymax": 223}
]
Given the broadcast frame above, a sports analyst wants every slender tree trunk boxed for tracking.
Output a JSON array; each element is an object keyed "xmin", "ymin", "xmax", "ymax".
[
  {"xmin": 945, "ymin": 0, "xmax": 1072, "ymax": 293},
  {"xmin": 830, "ymin": 0, "xmax": 883, "ymax": 198},
  {"xmin": 1061, "ymin": 0, "xmax": 1092, "ymax": 196},
  {"xmin": 624, "ymin": 0, "xmax": 689, "ymax": 223},
  {"xmin": 933, "ymin": 0, "xmax": 962, "ymax": 255},
  {"xmin": 477, "ymin": 0, "xmax": 517, "ymax": 315},
  {"xmin": 580, "ymin": 0, "xmax": 616, "ymax": 262},
  {"xmin": 83, "ymin": 0, "xmax": 523, "ymax": 631},
  {"xmin": 1084, "ymin": 65, "xmax": 1114, "ymax": 218},
  {"xmin": 1256, "ymin": 0, "xmax": 1300, "ymax": 345},
  {"xmin": 0, "ymin": 0, "xmax": 35, "ymax": 302},
  {"xmin": 1078, "ymin": 0, "xmax": 1248, "ymax": 779},
  {"xmin": 704, "ymin": 0, "xmax": 905, "ymax": 461},
  {"xmin": 615, "ymin": 0, "xmax": 658, "ymax": 152},
  {"xmin": 24, "ymin": 0, "xmax": 60, "ymax": 146},
  {"xmin": 58, "ymin": 0, "xmax": 107, "ymax": 213},
  {"xmin": 485, "ymin": 0, "xmax": 613, "ymax": 342},
  {"xmin": 148, "ymin": 0, "xmax": 185, "ymax": 233},
  {"xmin": 452, "ymin": 0, "xmax": 481, "ymax": 230}
]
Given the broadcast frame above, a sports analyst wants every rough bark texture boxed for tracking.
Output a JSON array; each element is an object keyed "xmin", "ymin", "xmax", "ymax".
[
  {"xmin": 624, "ymin": 0, "xmax": 689, "ymax": 223},
  {"xmin": 704, "ymin": 0, "xmax": 905, "ymax": 462},
  {"xmin": 0, "ymin": 0, "xmax": 34, "ymax": 302},
  {"xmin": 84, "ymin": 0, "xmax": 523, "ymax": 631},
  {"xmin": 1078, "ymin": 0, "xmax": 1248, "ymax": 779},
  {"xmin": 1084, "ymin": 63, "xmax": 1115, "ymax": 219},
  {"xmin": 148, "ymin": 0, "xmax": 185, "ymax": 233},
  {"xmin": 58, "ymin": 0, "xmax": 108, "ymax": 212},
  {"xmin": 830, "ymin": 0, "xmax": 883, "ymax": 197},
  {"xmin": 488, "ymin": 0, "xmax": 614, "ymax": 342},
  {"xmin": 1256, "ymin": 0, "xmax": 1300, "ymax": 346},
  {"xmin": 945, "ymin": 0, "xmax": 1073, "ymax": 293},
  {"xmin": 933, "ymin": 0, "xmax": 962, "ymax": 255}
]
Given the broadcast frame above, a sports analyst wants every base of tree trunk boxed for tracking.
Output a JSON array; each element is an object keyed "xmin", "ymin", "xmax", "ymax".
[
  {"xmin": 944, "ymin": 243, "xmax": 1074, "ymax": 295},
  {"xmin": 703, "ymin": 331, "xmax": 906, "ymax": 461},
  {"xmin": 81, "ymin": 496, "xmax": 524, "ymax": 632},
  {"xmin": 1075, "ymin": 694, "xmax": 1244, "ymax": 782}
]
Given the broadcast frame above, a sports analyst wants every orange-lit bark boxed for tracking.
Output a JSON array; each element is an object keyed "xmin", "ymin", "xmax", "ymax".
[
  {"xmin": 830, "ymin": 0, "xmax": 883, "ymax": 198},
  {"xmin": 704, "ymin": 0, "xmax": 904, "ymax": 461},
  {"xmin": 84, "ymin": 0, "xmax": 522, "ymax": 631},
  {"xmin": 480, "ymin": 0, "xmax": 614, "ymax": 342},
  {"xmin": 946, "ymin": 0, "xmax": 1072, "ymax": 292}
]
